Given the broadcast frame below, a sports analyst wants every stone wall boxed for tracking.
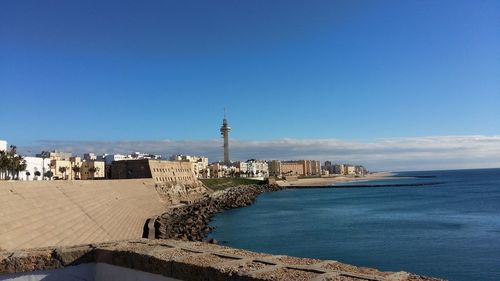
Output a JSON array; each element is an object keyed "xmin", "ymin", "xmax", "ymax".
[{"xmin": 0, "ymin": 239, "xmax": 444, "ymax": 281}]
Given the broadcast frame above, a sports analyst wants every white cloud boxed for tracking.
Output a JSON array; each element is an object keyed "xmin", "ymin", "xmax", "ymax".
[{"xmin": 19, "ymin": 135, "xmax": 500, "ymax": 171}]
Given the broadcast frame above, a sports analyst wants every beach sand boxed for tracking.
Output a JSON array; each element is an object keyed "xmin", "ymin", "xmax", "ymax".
[{"xmin": 276, "ymin": 172, "xmax": 395, "ymax": 187}]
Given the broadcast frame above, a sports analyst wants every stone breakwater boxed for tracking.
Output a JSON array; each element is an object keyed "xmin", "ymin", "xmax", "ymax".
[{"xmin": 154, "ymin": 184, "xmax": 285, "ymax": 241}]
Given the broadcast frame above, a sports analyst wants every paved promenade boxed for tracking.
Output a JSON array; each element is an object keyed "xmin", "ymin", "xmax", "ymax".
[{"xmin": 0, "ymin": 179, "xmax": 167, "ymax": 250}]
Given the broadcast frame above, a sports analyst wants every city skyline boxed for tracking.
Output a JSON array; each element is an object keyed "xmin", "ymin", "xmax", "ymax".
[{"xmin": 1, "ymin": 0, "xmax": 499, "ymax": 171}]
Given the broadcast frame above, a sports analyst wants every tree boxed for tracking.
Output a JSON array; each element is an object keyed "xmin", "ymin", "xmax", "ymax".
[
  {"xmin": 25, "ymin": 171, "xmax": 31, "ymax": 181},
  {"xmin": 72, "ymin": 165, "xmax": 81, "ymax": 180},
  {"xmin": 59, "ymin": 166, "xmax": 67, "ymax": 180},
  {"xmin": 0, "ymin": 150, "xmax": 8, "ymax": 180},
  {"xmin": 34, "ymin": 170, "xmax": 41, "ymax": 180},
  {"xmin": 44, "ymin": 171, "xmax": 54, "ymax": 179},
  {"xmin": 16, "ymin": 158, "xmax": 27, "ymax": 180},
  {"xmin": 88, "ymin": 166, "xmax": 99, "ymax": 180},
  {"xmin": 0, "ymin": 145, "xmax": 26, "ymax": 180}
]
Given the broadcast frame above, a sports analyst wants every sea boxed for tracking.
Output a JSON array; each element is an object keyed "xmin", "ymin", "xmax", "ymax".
[{"xmin": 207, "ymin": 169, "xmax": 500, "ymax": 281}]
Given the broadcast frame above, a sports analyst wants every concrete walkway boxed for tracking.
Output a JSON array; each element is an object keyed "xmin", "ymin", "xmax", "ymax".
[{"xmin": 0, "ymin": 179, "xmax": 167, "ymax": 250}]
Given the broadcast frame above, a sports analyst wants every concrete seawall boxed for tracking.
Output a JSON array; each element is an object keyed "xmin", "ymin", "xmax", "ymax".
[
  {"xmin": 0, "ymin": 239, "xmax": 444, "ymax": 281},
  {"xmin": 0, "ymin": 179, "xmax": 168, "ymax": 251}
]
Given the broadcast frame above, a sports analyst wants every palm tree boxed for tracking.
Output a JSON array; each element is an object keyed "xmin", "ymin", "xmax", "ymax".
[
  {"xmin": 88, "ymin": 166, "xmax": 99, "ymax": 180},
  {"xmin": 16, "ymin": 158, "xmax": 27, "ymax": 180},
  {"xmin": 0, "ymin": 150, "xmax": 8, "ymax": 180},
  {"xmin": 0, "ymin": 146, "xmax": 26, "ymax": 180},
  {"xmin": 72, "ymin": 165, "xmax": 81, "ymax": 180},
  {"xmin": 59, "ymin": 166, "xmax": 67, "ymax": 180}
]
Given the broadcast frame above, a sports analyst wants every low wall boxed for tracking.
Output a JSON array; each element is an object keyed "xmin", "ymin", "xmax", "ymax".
[
  {"xmin": 0, "ymin": 179, "xmax": 168, "ymax": 251},
  {"xmin": 0, "ymin": 239, "xmax": 444, "ymax": 281}
]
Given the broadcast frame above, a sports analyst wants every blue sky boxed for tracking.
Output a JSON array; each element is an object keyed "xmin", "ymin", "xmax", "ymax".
[{"xmin": 1, "ymin": 0, "xmax": 499, "ymax": 169}]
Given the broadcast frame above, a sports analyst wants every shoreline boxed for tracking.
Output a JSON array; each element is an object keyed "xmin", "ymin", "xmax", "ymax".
[
  {"xmin": 276, "ymin": 171, "xmax": 398, "ymax": 187},
  {"xmin": 153, "ymin": 172, "xmax": 400, "ymax": 242},
  {"xmin": 151, "ymin": 178, "xmax": 443, "ymax": 280}
]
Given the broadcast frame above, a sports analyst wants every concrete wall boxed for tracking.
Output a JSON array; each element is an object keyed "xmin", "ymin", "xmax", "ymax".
[
  {"xmin": 0, "ymin": 179, "xmax": 167, "ymax": 250},
  {"xmin": 0, "ymin": 240, "xmax": 440, "ymax": 281}
]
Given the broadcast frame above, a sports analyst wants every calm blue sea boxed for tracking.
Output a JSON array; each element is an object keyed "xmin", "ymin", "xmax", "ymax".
[{"xmin": 208, "ymin": 169, "xmax": 500, "ymax": 281}]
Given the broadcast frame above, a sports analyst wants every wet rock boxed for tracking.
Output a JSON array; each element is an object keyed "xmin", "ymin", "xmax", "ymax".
[{"xmin": 154, "ymin": 184, "xmax": 285, "ymax": 241}]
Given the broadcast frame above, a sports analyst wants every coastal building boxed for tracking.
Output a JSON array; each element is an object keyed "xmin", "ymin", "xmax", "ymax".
[
  {"xmin": 169, "ymin": 155, "xmax": 209, "ymax": 179},
  {"xmin": 268, "ymin": 160, "xmax": 282, "ymax": 177},
  {"xmin": 81, "ymin": 160, "xmax": 106, "ymax": 180},
  {"xmin": 111, "ymin": 159, "xmax": 196, "ymax": 184},
  {"xmin": 220, "ymin": 111, "xmax": 231, "ymax": 165},
  {"xmin": 130, "ymin": 152, "xmax": 162, "ymax": 160},
  {"xmin": 69, "ymin": 157, "xmax": 83, "ymax": 179},
  {"xmin": 36, "ymin": 150, "xmax": 72, "ymax": 161},
  {"xmin": 230, "ymin": 160, "xmax": 268, "ymax": 178},
  {"xmin": 333, "ymin": 164, "xmax": 345, "ymax": 174},
  {"xmin": 49, "ymin": 159, "xmax": 72, "ymax": 180},
  {"xmin": 246, "ymin": 160, "xmax": 269, "ymax": 178},
  {"xmin": 18, "ymin": 157, "xmax": 50, "ymax": 181},
  {"xmin": 345, "ymin": 165, "xmax": 356, "ymax": 175},
  {"xmin": 355, "ymin": 165, "xmax": 368, "ymax": 175},
  {"xmin": 209, "ymin": 162, "xmax": 231, "ymax": 178},
  {"xmin": 83, "ymin": 153, "xmax": 97, "ymax": 161},
  {"xmin": 297, "ymin": 160, "xmax": 321, "ymax": 176},
  {"xmin": 323, "ymin": 161, "xmax": 337, "ymax": 175},
  {"xmin": 0, "ymin": 140, "xmax": 6, "ymax": 151},
  {"xmin": 280, "ymin": 161, "xmax": 305, "ymax": 176},
  {"xmin": 102, "ymin": 154, "xmax": 131, "ymax": 165},
  {"xmin": 232, "ymin": 161, "xmax": 248, "ymax": 176}
]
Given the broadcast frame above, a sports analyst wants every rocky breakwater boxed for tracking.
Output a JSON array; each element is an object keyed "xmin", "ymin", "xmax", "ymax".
[{"xmin": 154, "ymin": 184, "xmax": 284, "ymax": 241}]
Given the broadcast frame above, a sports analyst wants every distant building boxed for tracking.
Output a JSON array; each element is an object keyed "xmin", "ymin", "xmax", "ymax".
[
  {"xmin": 49, "ymin": 159, "xmax": 72, "ymax": 180},
  {"xmin": 245, "ymin": 160, "xmax": 269, "ymax": 178},
  {"xmin": 345, "ymin": 165, "xmax": 356, "ymax": 175},
  {"xmin": 268, "ymin": 160, "xmax": 320, "ymax": 177},
  {"xmin": 0, "ymin": 140, "xmax": 6, "ymax": 151},
  {"xmin": 18, "ymin": 157, "xmax": 50, "ymax": 181},
  {"xmin": 323, "ymin": 161, "xmax": 334, "ymax": 174},
  {"xmin": 81, "ymin": 161, "xmax": 105, "ymax": 180},
  {"xmin": 36, "ymin": 150, "xmax": 72, "ymax": 161},
  {"xmin": 130, "ymin": 152, "xmax": 161, "ymax": 160},
  {"xmin": 333, "ymin": 164, "xmax": 344, "ymax": 174},
  {"xmin": 232, "ymin": 160, "xmax": 268, "ymax": 178},
  {"xmin": 280, "ymin": 161, "xmax": 305, "ymax": 176},
  {"xmin": 209, "ymin": 162, "xmax": 230, "ymax": 178},
  {"xmin": 102, "ymin": 154, "xmax": 131, "ymax": 165},
  {"xmin": 169, "ymin": 155, "xmax": 209, "ymax": 179},
  {"xmin": 111, "ymin": 159, "xmax": 196, "ymax": 184},
  {"xmin": 268, "ymin": 160, "xmax": 282, "ymax": 177},
  {"xmin": 299, "ymin": 160, "xmax": 321, "ymax": 176},
  {"xmin": 83, "ymin": 153, "xmax": 97, "ymax": 161}
]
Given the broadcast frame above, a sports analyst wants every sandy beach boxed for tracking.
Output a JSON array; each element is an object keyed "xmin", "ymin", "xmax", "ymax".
[{"xmin": 276, "ymin": 171, "xmax": 396, "ymax": 187}]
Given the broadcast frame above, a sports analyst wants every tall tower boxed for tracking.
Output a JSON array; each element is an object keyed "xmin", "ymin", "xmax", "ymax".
[{"xmin": 220, "ymin": 109, "xmax": 231, "ymax": 164}]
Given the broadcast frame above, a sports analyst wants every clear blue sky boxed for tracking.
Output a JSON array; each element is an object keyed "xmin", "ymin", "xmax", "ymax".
[{"xmin": 1, "ymin": 0, "xmax": 499, "ymax": 146}]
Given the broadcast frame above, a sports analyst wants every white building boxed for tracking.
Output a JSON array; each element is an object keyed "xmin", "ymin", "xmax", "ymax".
[
  {"xmin": 233, "ymin": 160, "xmax": 268, "ymax": 178},
  {"xmin": 169, "ymin": 155, "xmax": 209, "ymax": 178},
  {"xmin": 0, "ymin": 140, "xmax": 7, "ymax": 151},
  {"xmin": 103, "ymin": 154, "xmax": 131, "ymax": 165},
  {"xmin": 18, "ymin": 157, "xmax": 51, "ymax": 181}
]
